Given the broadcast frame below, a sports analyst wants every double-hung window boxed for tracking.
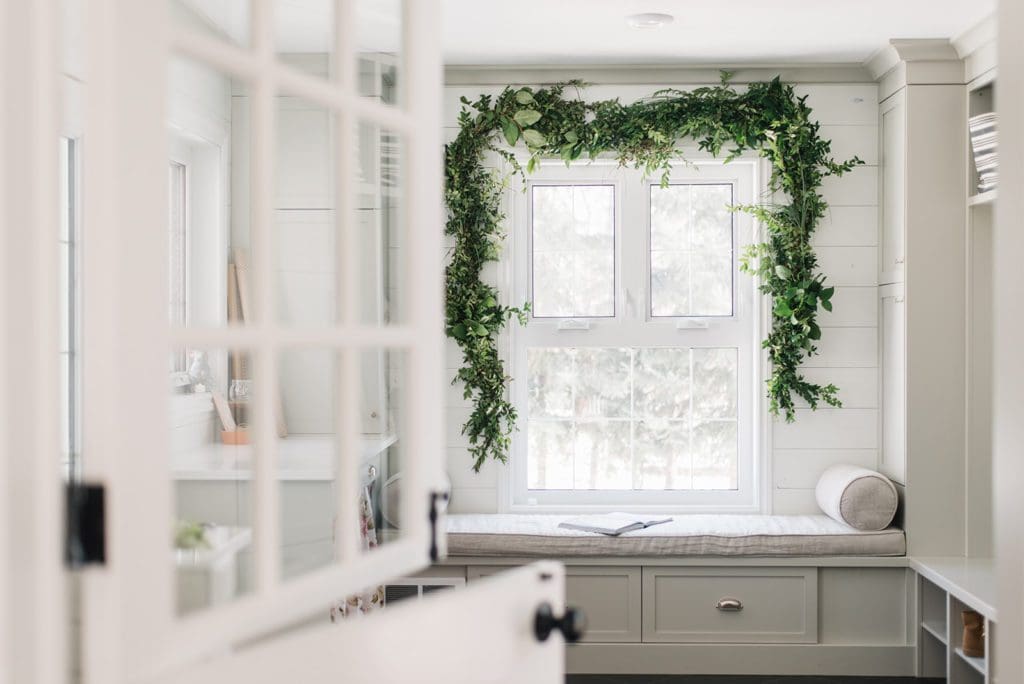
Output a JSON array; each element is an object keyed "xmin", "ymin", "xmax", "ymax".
[{"xmin": 511, "ymin": 160, "xmax": 760, "ymax": 511}]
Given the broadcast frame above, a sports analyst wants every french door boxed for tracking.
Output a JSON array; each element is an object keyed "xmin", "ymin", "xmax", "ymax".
[{"xmin": 2, "ymin": 1, "xmax": 566, "ymax": 682}]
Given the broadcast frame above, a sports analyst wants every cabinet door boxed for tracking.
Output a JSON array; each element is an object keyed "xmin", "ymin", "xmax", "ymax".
[
  {"xmin": 879, "ymin": 90, "xmax": 906, "ymax": 285},
  {"xmin": 880, "ymin": 284, "xmax": 906, "ymax": 483}
]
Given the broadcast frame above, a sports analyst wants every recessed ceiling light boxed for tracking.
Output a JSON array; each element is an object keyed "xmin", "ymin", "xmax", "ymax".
[{"xmin": 626, "ymin": 13, "xmax": 674, "ymax": 29}]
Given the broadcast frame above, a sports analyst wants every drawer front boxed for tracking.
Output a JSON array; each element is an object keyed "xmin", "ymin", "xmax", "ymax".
[
  {"xmin": 642, "ymin": 567, "xmax": 818, "ymax": 643},
  {"xmin": 566, "ymin": 567, "xmax": 641, "ymax": 643},
  {"xmin": 469, "ymin": 565, "xmax": 641, "ymax": 643}
]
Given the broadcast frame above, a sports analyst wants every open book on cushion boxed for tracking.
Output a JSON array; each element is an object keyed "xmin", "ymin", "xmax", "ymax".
[{"xmin": 557, "ymin": 513, "xmax": 673, "ymax": 536}]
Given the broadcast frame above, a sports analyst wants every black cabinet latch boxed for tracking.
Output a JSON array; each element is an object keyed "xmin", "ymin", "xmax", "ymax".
[
  {"xmin": 428, "ymin": 490, "xmax": 449, "ymax": 562},
  {"xmin": 65, "ymin": 483, "xmax": 105, "ymax": 567},
  {"xmin": 534, "ymin": 602, "xmax": 586, "ymax": 643}
]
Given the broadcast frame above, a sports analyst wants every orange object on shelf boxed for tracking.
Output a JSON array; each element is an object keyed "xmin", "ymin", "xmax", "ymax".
[{"xmin": 220, "ymin": 429, "xmax": 250, "ymax": 445}]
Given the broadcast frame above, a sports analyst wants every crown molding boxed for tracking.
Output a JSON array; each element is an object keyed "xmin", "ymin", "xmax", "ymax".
[
  {"xmin": 444, "ymin": 63, "xmax": 874, "ymax": 86},
  {"xmin": 864, "ymin": 39, "xmax": 961, "ymax": 80},
  {"xmin": 863, "ymin": 39, "xmax": 965, "ymax": 100}
]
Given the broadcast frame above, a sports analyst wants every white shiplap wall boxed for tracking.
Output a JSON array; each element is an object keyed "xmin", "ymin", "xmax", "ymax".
[{"xmin": 441, "ymin": 81, "xmax": 879, "ymax": 515}]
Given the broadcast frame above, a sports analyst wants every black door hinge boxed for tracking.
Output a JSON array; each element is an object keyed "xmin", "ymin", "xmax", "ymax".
[
  {"xmin": 428, "ymin": 490, "xmax": 449, "ymax": 563},
  {"xmin": 65, "ymin": 483, "xmax": 106, "ymax": 568}
]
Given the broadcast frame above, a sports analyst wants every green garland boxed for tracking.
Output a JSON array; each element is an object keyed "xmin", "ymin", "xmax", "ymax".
[{"xmin": 445, "ymin": 75, "xmax": 862, "ymax": 472}]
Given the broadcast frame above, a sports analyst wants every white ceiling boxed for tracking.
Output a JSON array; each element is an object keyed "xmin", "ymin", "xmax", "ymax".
[
  {"xmin": 180, "ymin": 0, "xmax": 994, "ymax": 65},
  {"xmin": 441, "ymin": 0, "xmax": 993, "ymax": 65}
]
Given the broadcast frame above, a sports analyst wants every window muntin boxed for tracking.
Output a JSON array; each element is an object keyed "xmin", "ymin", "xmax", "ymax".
[
  {"xmin": 512, "ymin": 161, "xmax": 758, "ymax": 511},
  {"xmin": 530, "ymin": 184, "xmax": 615, "ymax": 318},
  {"xmin": 650, "ymin": 183, "xmax": 734, "ymax": 317}
]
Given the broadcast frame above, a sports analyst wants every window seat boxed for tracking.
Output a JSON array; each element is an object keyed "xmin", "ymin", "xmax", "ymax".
[{"xmin": 446, "ymin": 514, "xmax": 906, "ymax": 557}]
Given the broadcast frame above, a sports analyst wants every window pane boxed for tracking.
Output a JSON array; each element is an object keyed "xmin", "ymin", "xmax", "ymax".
[
  {"xmin": 635, "ymin": 419, "xmax": 689, "ymax": 490},
  {"xmin": 573, "ymin": 348, "xmax": 631, "ymax": 418},
  {"xmin": 692, "ymin": 420, "xmax": 738, "ymax": 489},
  {"xmin": 692, "ymin": 347, "xmax": 738, "ymax": 419},
  {"xmin": 650, "ymin": 184, "xmax": 733, "ymax": 317},
  {"xmin": 527, "ymin": 348, "xmax": 574, "ymax": 419},
  {"xmin": 634, "ymin": 347, "xmax": 689, "ymax": 418},
  {"xmin": 527, "ymin": 420, "xmax": 574, "ymax": 489},
  {"xmin": 531, "ymin": 185, "xmax": 614, "ymax": 318},
  {"xmin": 526, "ymin": 346, "xmax": 738, "ymax": 492},
  {"xmin": 573, "ymin": 421, "xmax": 631, "ymax": 489}
]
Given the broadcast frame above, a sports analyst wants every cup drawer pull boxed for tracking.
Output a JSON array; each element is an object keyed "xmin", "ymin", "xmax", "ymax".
[{"xmin": 716, "ymin": 597, "xmax": 743, "ymax": 612}]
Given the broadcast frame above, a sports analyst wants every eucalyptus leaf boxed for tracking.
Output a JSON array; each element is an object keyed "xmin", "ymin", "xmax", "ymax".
[
  {"xmin": 515, "ymin": 89, "xmax": 534, "ymax": 104},
  {"xmin": 513, "ymin": 109, "xmax": 542, "ymax": 126},
  {"xmin": 500, "ymin": 117, "xmax": 519, "ymax": 146},
  {"xmin": 522, "ymin": 129, "xmax": 547, "ymax": 147}
]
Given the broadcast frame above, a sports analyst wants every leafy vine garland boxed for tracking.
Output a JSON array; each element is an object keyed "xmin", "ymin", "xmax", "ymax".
[{"xmin": 445, "ymin": 75, "xmax": 862, "ymax": 472}]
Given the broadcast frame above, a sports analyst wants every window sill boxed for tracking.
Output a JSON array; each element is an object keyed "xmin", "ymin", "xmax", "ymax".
[{"xmin": 502, "ymin": 502, "xmax": 764, "ymax": 516}]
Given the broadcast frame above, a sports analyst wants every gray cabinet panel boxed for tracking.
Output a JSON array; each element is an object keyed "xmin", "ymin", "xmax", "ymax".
[{"xmin": 642, "ymin": 566, "xmax": 818, "ymax": 644}]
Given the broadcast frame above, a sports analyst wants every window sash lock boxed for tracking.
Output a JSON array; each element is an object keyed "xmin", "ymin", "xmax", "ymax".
[{"xmin": 557, "ymin": 319, "xmax": 591, "ymax": 331}]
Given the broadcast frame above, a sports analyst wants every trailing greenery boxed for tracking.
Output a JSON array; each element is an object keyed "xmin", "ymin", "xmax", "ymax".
[{"xmin": 445, "ymin": 74, "xmax": 862, "ymax": 472}]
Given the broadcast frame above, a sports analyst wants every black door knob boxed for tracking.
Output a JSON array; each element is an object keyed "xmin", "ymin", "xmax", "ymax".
[{"xmin": 534, "ymin": 602, "xmax": 587, "ymax": 643}]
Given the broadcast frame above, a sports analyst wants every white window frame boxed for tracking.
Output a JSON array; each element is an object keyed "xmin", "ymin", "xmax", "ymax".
[
  {"xmin": 167, "ymin": 156, "xmax": 189, "ymax": 374},
  {"xmin": 59, "ymin": 136, "xmax": 82, "ymax": 482},
  {"xmin": 505, "ymin": 156, "xmax": 766, "ymax": 513}
]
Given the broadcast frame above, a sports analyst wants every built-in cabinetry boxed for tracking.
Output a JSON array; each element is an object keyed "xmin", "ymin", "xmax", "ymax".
[
  {"xmin": 871, "ymin": 41, "xmax": 968, "ymax": 556},
  {"xmin": 433, "ymin": 558, "xmax": 911, "ymax": 676},
  {"xmin": 914, "ymin": 557, "xmax": 997, "ymax": 683},
  {"xmin": 964, "ymin": 72, "xmax": 996, "ymax": 558}
]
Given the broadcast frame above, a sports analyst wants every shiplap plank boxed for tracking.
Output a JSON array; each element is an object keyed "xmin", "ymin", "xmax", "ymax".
[
  {"xmin": 796, "ymin": 368, "xmax": 878, "ymax": 409},
  {"xmin": 812, "ymin": 206, "xmax": 878, "ymax": 247},
  {"xmin": 772, "ymin": 488, "xmax": 821, "ymax": 515},
  {"xmin": 820, "ymin": 165, "xmax": 878, "ymax": 206},
  {"xmin": 448, "ymin": 487, "xmax": 500, "ymax": 514},
  {"xmin": 447, "ymin": 407, "xmax": 474, "ymax": 447},
  {"xmin": 773, "ymin": 408, "xmax": 878, "ymax": 449},
  {"xmin": 806, "ymin": 327, "xmax": 878, "ymax": 367},
  {"xmin": 817, "ymin": 246, "xmax": 878, "ymax": 286},
  {"xmin": 447, "ymin": 448, "xmax": 500, "ymax": 488},
  {"xmin": 443, "ymin": 86, "xmax": 504, "ymax": 126},
  {"xmin": 446, "ymin": 379, "xmax": 473, "ymax": 408},
  {"xmin": 794, "ymin": 84, "xmax": 879, "ymax": 125},
  {"xmin": 820, "ymin": 125, "xmax": 878, "ymax": 166},
  {"xmin": 774, "ymin": 449, "xmax": 879, "ymax": 489},
  {"xmin": 818, "ymin": 287, "xmax": 877, "ymax": 328}
]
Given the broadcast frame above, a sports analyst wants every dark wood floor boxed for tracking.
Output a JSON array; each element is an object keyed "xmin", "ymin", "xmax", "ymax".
[{"xmin": 568, "ymin": 677, "xmax": 944, "ymax": 684}]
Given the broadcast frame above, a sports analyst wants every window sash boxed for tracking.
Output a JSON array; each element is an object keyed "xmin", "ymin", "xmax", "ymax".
[
  {"xmin": 509, "ymin": 159, "xmax": 761, "ymax": 511},
  {"xmin": 168, "ymin": 160, "xmax": 188, "ymax": 373}
]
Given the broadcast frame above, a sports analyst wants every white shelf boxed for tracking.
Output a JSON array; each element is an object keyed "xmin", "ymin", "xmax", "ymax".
[
  {"xmin": 921, "ymin": 620, "xmax": 948, "ymax": 645},
  {"xmin": 911, "ymin": 556, "xmax": 998, "ymax": 621},
  {"xmin": 968, "ymin": 189, "xmax": 997, "ymax": 207},
  {"xmin": 955, "ymin": 647, "xmax": 987, "ymax": 676},
  {"xmin": 171, "ymin": 433, "xmax": 398, "ymax": 481}
]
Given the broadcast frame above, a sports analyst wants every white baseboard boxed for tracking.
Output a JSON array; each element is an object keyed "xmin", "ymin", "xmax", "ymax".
[{"xmin": 567, "ymin": 643, "xmax": 915, "ymax": 677}]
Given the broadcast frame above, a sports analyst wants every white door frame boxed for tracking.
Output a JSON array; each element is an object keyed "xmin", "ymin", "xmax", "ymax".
[
  {"xmin": 995, "ymin": 2, "xmax": 1024, "ymax": 681},
  {"xmin": 1, "ymin": 1, "xmax": 67, "ymax": 683},
  {"xmin": 72, "ymin": 1, "xmax": 445, "ymax": 682}
]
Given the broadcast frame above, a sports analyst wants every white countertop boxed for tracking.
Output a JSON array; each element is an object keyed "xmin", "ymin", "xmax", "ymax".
[
  {"xmin": 910, "ymin": 556, "xmax": 997, "ymax": 621},
  {"xmin": 174, "ymin": 526, "xmax": 252, "ymax": 568},
  {"xmin": 171, "ymin": 434, "xmax": 397, "ymax": 481}
]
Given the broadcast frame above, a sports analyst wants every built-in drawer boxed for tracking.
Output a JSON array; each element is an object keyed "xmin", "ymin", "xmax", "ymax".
[
  {"xmin": 642, "ymin": 567, "xmax": 818, "ymax": 644},
  {"xmin": 468, "ymin": 565, "xmax": 641, "ymax": 643}
]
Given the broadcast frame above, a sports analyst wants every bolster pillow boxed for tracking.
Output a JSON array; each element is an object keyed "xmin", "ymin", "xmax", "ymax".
[{"xmin": 815, "ymin": 464, "xmax": 898, "ymax": 531}]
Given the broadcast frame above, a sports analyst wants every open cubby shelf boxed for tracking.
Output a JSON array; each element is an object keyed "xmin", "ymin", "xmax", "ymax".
[{"xmin": 915, "ymin": 559, "xmax": 996, "ymax": 683}]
